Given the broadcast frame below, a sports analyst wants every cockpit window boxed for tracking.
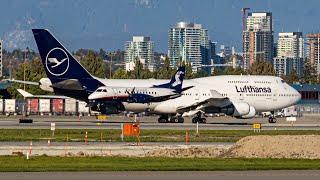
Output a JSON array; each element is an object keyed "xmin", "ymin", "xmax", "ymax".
[
  {"xmin": 97, "ymin": 89, "xmax": 102, "ymax": 92},
  {"xmin": 102, "ymin": 89, "xmax": 107, "ymax": 92},
  {"xmin": 281, "ymin": 80, "xmax": 285, "ymax": 83}
]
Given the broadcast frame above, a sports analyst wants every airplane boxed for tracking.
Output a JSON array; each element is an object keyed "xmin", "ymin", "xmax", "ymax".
[
  {"xmin": 15, "ymin": 29, "xmax": 301, "ymax": 124},
  {"xmin": 88, "ymin": 66, "xmax": 187, "ymax": 104},
  {"xmin": 87, "ymin": 67, "xmax": 194, "ymax": 114}
]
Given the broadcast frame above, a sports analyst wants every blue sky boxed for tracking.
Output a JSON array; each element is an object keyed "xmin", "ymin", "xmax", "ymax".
[{"xmin": 1, "ymin": 0, "xmax": 320, "ymax": 52}]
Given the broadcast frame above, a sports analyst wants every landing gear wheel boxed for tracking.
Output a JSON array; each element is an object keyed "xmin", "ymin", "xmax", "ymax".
[
  {"xmin": 158, "ymin": 115, "xmax": 168, "ymax": 123},
  {"xmin": 200, "ymin": 118, "xmax": 207, "ymax": 124},
  {"xmin": 192, "ymin": 112, "xmax": 206, "ymax": 124},
  {"xmin": 177, "ymin": 117, "xmax": 184, "ymax": 123},
  {"xmin": 268, "ymin": 116, "xmax": 277, "ymax": 123},
  {"xmin": 192, "ymin": 117, "xmax": 199, "ymax": 124}
]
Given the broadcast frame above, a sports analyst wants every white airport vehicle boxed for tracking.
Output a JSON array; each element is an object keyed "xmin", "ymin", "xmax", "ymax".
[
  {"xmin": 11, "ymin": 29, "xmax": 301, "ymax": 123},
  {"xmin": 276, "ymin": 106, "xmax": 298, "ymax": 117}
]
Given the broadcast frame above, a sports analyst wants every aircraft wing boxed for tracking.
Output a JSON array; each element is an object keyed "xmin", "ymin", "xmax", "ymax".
[
  {"xmin": 17, "ymin": 89, "xmax": 69, "ymax": 99},
  {"xmin": 176, "ymin": 90, "xmax": 232, "ymax": 113}
]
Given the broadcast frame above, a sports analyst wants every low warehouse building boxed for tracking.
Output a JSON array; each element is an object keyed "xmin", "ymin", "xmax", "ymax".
[{"xmin": 291, "ymin": 84, "xmax": 320, "ymax": 114}]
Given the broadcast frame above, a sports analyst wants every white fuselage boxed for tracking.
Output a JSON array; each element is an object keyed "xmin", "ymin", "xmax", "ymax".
[
  {"xmin": 94, "ymin": 75, "xmax": 301, "ymax": 115},
  {"xmin": 88, "ymin": 86, "xmax": 177, "ymax": 101}
]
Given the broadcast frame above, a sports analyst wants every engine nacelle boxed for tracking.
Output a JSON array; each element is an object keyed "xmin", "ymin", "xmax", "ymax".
[
  {"xmin": 238, "ymin": 106, "xmax": 256, "ymax": 119},
  {"xmin": 221, "ymin": 102, "xmax": 256, "ymax": 118},
  {"xmin": 39, "ymin": 78, "xmax": 54, "ymax": 92},
  {"xmin": 232, "ymin": 102, "xmax": 250, "ymax": 117}
]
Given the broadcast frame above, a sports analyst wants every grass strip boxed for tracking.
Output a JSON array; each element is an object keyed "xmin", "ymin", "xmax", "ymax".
[
  {"xmin": 0, "ymin": 129, "xmax": 319, "ymax": 142},
  {"xmin": 0, "ymin": 156, "xmax": 320, "ymax": 171}
]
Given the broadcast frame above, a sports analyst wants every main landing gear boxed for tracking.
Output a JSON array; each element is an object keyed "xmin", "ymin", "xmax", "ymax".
[
  {"xmin": 268, "ymin": 112, "xmax": 277, "ymax": 123},
  {"xmin": 191, "ymin": 112, "xmax": 206, "ymax": 124},
  {"xmin": 158, "ymin": 115, "xmax": 184, "ymax": 123}
]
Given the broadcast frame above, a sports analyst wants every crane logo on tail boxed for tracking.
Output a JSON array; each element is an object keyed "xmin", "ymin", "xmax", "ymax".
[
  {"xmin": 171, "ymin": 71, "xmax": 184, "ymax": 87},
  {"xmin": 45, "ymin": 47, "xmax": 70, "ymax": 76}
]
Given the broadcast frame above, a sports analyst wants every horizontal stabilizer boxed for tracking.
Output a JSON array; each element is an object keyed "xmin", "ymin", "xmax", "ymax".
[
  {"xmin": 181, "ymin": 86, "xmax": 194, "ymax": 92},
  {"xmin": 17, "ymin": 89, "xmax": 34, "ymax": 98},
  {"xmin": 17, "ymin": 89, "xmax": 69, "ymax": 99}
]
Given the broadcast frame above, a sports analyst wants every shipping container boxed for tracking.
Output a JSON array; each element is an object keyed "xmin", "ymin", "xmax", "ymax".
[
  {"xmin": 39, "ymin": 99, "xmax": 51, "ymax": 113},
  {"xmin": 0, "ymin": 99, "xmax": 3, "ymax": 114},
  {"xmin": 52, "ymin": 99, "xmax": 64, "ymax": 114},
  {"xmin": 15, "ymin": 99, "xmax": 25, "ymax": 115},
  {"xmin": 78, "ymin": 101, "xmax": 89, "ymax": 114},
  {"xmin": 27, "ymin": 99, "xmax": 39, "ymax": 114},
  {"xmin": 65, "ymin": 98, "xmax": 76, "ymax": 114},
  {"xmin": 5, "ymin": 99, "xmax": 16, "ymax": 113}
]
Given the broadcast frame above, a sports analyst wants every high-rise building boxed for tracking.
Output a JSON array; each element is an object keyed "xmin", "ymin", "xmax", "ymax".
[
  {"xmin": 219, "ymin": 45, "xmax": 231, "ymax": 57},
  {"xmin": 277, "ymin": 32, "xmax": 304, "ymax": 58},
  {"xmin": 307, "ymin": 33, "xmax": 320, "ymax": 74},
  {"xmin": 273, "ymin": 32, "xmax": 304, "ymax": 77},
  {"xmin": 124, "ymin": 36, "xmax": 154, "ymax": 71},
  {"xmin": 273, "ymin": 57, "xmax": 303, "ymax": 77},
  {"xmin": 209, "ymin": 41, "xmax": 217, "ymax": 58},
  {"xmin": 243, "ymin": 12, "xmax": 274, "ymax": 70},
  {"xmin": 0, "ymin": 40, "xmax": 2, "ymax": 77},
  {"xmin": 273, "ymin": 57, "xmax": 294, "ymax": 77},
  {"xmin": 168, "ymin": 22, "xmax": 211, "ymax": 72}
]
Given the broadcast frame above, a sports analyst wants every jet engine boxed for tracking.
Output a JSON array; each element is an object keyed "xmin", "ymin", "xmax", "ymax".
[
  {"xmin": 238, "ymin": 105, "xmax": 256, "ymax": 119},
  {"xmin": 221, "ymin": 102, "xmax": 256, "ymax": 119}
]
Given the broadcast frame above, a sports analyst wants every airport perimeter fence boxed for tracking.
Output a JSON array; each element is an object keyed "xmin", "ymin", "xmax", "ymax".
[{"xmin": 296, "ymin": 104, "xmax": 320, "ymax": 114}]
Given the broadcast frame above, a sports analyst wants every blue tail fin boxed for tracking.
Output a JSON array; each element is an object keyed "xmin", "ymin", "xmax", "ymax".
[
  {"xmin": 154, "ymin": 66, "xmax": 185, "ymax": 93},
  {"xmin": 32, "ymin": 29, "xmax": 103, "ymax": 92}
]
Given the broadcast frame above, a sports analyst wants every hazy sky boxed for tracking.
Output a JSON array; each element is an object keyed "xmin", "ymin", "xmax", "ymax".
[{"xmin": 1, "ymin": 0, "xmax": 319, "ymax": 52}]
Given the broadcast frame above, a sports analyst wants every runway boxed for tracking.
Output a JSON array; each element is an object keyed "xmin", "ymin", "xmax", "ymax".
[
  {"xmin": 0, "ymin": 115, "xmax": 320, "ymax": 130},
  {"xmin": 1, "ymin": 171, "xmax": 320, "ymax": 180}
]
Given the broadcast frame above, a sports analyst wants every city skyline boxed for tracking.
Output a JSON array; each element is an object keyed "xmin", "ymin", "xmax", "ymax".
[{"xmin": 1, "ymin": 0, "xmax": 320, "ymax": 52}]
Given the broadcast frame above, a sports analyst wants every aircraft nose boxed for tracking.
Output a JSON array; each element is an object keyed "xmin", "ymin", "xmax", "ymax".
[
  {"xmin": 88, "ymin": 94, "xmax": 94, "ymax": 100},
  {"xmin": 293, "ymin": 88, "xmax": 301, "ymax": 103},
  {"xmin": 296, "ymin": 91, "xmax": 301, "ymax": 103},
  {"xmin": 88, "ymin": 93, "xmax": 97, "ymax": 100}
]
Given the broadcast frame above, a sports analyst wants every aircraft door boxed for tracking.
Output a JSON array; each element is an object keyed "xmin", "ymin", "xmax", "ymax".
[
  {"xmin": 239, "ymin": 93, "xmax": 244, "ymax": 101},
  {"xmin": 273, "ymin": 89, "xmax": 277, "ymax": 101},
  {"xmin": 112, "ymin": 88, "xmax": 118, "ymax": 99},
  {"xmin": 194, "ymin": 89, "xmax": 200, "ymax": 101}
]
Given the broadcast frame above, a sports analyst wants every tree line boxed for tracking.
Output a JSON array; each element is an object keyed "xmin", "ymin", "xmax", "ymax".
[{"xmin": 4, "ymin": 49, "xmax": 320, "ymax": 98}]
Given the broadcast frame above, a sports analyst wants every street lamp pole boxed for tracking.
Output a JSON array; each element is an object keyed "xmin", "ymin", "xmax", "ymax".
[
  {"xmin": 109, "ymin": 52, "xmax": 113, "ymax": 79},
  {"xmin": 23, "ymin": 48, "xmax": 27, "ymax": 117},
  {"xmin": 24, "ymin": 49, "xmax": 26, "ymax": 91}
]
